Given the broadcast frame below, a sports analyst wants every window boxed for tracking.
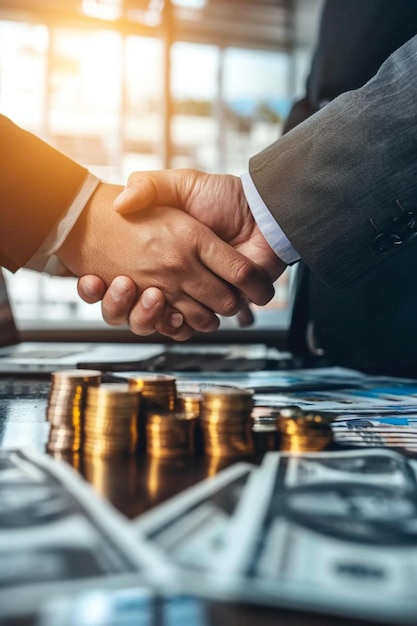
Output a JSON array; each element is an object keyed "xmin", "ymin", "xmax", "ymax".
[
  {"xmin": 1, "ymin": 12, "xmax": 310, "ymax": 334},
  {"xmin": 171, "ymin": 42, "xmax": 219, "ymax": 171}
]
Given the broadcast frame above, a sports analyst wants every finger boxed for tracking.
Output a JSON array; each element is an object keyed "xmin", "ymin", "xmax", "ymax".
[
  {"xmin": 77, "ymin": 275, "xmax": 108, "ymax": 304},
  {"xmin": 170, "ymin": 311, "xmax": 185, "ymax": 328},
  {"xmin": 101, "ymin": 276, "xmax": 138, "ymax": 326},
  {"xmin": 236, "ymin": 227, "xmax": 287, "ymax": 283},
  {"xmin": 126, "ymin": 289, "xmax": 184, "ymax": 337},
  {"xmin": 140, "ymin": 293, "xmax": 220, "ymax": 335},
  {"xmin": 166, "ymin": 292, "xmax": 222, "ymax": 334},
  {"xmin": 113, "ymin": 177, "xmax": 157, "ymax": 215},
  {"xmin": 155, "ymin": 318, "xmax": 194, "ymax": 342},
  {"xmin": 237, "ymin": 300, "xmax": 255, "ymax": 327},
  {"xmin": 128, "ymin": 302, "xmax": 190, "ymax": 340},
  {"xmin": 199, "ymin": 233, "xmax": 276, "ymax": 307},
  {"xmin": 113, "ymin": 170, "xmax": 190, "ymax": 215}
]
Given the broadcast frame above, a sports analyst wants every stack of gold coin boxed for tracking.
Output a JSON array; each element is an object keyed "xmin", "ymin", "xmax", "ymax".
[
  {"xmin": 146, "ymin": 411, "xmax": 197, "ymax": 458},
  {"xmin": 200, "ymin": 386, "xmax": 254, "ymax": 457},
  {"xmin": 48, "ymin": 450, "xmax": 81, "ymax": 472},
  {"xmin": 83, "ymin": 453, "xmax": 138, "ymax": 501},
  {"xmin": 177, "ymin": 391, "xmax": 204, "ymax": 455},
  {"xmin": 277, "ymin": 405, "xmax": 334, "ymax": 453},
  {"xmin": 84, "ymin": 383, "xmax": 140, "ymax": 457},
  {"xmin": 129, "ymin": 373, "xmax": 177, "ymax": 410},
  {"xmin": 128, "ymin": 374, "xmax": 177, "ymax": 452},
  {"xmin": 176, "ymin": 391, "xmax": 202, "ymax": 417},
  {"xmin": 46, "ymin": 369, "xmax": 102, "ymax": 453}
]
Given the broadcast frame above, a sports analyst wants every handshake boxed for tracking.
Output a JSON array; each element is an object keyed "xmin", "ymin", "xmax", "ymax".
[{"xmin": 58, "ymin": 169, "xmax": 286, "ymax": 341}]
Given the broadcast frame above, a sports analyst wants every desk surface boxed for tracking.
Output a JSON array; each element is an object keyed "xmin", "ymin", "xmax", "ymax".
[{"xmin": 0, "ymin": 375, "xmax": 401, "ymax": 626}]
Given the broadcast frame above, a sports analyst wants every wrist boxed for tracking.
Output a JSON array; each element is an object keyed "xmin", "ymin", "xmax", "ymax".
[{"xmin": 56, "ymin": 182, "xmax": 122, "ymax": 277}]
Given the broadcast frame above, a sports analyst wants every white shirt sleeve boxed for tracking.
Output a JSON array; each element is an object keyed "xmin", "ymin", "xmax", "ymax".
[
  {"xmin": 24, "ymin": 172, "xmax": 100, "ymax": 275},
  {"xmin": 240, "ymin": 172, "xmax": 300, "ymax": 265}
]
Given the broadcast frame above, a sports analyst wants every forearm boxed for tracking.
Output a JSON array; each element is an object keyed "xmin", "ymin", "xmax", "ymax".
[
  {"xmin": 24, "ymin": 173, "xmax": 100, "ymax": 275},
  {"xmin": 0, "ymin": 115, "xmax": 88, "ymax": 271},
  {"xmin": 56, "ymin": 182, "xmax": 124, "ymax": 281}
]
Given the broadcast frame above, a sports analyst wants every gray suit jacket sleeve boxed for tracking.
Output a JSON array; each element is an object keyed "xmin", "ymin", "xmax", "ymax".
[{"xmin": 249, "ymin": 34, "xmax": 417, "ymax": 290}]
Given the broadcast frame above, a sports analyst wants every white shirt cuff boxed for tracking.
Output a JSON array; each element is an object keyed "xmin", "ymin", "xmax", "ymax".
[
  {"xmin": 240, "ymin": 172, "xmax": 300, "ymax": 265},
  {"xmin": 25, "ymin": 172, "xmax": 100, "ymax": 274}
]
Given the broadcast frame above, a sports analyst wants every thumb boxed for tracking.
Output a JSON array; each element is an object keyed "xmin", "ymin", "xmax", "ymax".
[
  {"xmin": 113, "ymin": 175, "xmax": 157, "ymax": 215},
  {"xmin": 114, "ymin": 169, "xmax": 189, "ymax": 215}
]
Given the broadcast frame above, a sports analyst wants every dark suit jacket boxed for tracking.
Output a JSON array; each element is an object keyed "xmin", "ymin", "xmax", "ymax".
[
  {"xmin": 249, "ymin": 1, "xmax": 417, "ymax": 374},
  {"xmin": 0, "ymin": 115, "xmax": 87, "ymax": 271}
]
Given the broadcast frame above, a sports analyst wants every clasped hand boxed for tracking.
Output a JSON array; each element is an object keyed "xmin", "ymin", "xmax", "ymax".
[{"xmin": 74, "ymin": 169, "xmax": 286, "ymax": 340}]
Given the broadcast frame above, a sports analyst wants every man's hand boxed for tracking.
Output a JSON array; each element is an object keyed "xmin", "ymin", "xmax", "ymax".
[
  {"xmin": 78, "ymin": 276, "xmax": 193, "ymax": 340},
  {"xmin": 78, "ymin": 170, "xmax": 285, "ymax": 338},
  {"xmin": 78, "ymin": 277, "xmax": 255, "ymax": 340},
  {"xmin": 60, "ymin": 182, "xmax": 275, "ymax": 338},
  {"xmin": 114, "ymin": 169, "xmax": 282, "ymax": 280}
]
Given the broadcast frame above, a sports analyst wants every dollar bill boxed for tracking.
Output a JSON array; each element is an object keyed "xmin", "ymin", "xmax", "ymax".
[
  {"xmin": 211, "ymin": 449, "xmax": 417, "ymax": 623},
  {"xmin": 332, "ymin": 415, "xmax": 417, "ymax": 451},
  {"xmin": 0, "ymin": 448, "xmax": 170, "ymax": 619},
  {"xmin": 38, "ymin": 586, "xmax": 207, "ymax": 626},
  {"xmin": 134, "ymin": 463, "xmax": 253, "ymax": 571}
]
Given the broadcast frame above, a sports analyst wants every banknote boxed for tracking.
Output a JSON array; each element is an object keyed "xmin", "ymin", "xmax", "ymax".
[
  {"xmin": 134, "ymin": 463, "xmax": 253, "ymax": 571},
  {"xmin": 0, "ymin": 448, "xmax": 169, "ymax": 619},
  {"xmin": 38, "ymin": 586, "xmax": 207, "ymax": 626},
  {"xmin": 254, "ymin": 388, "xmax": 417, "ymax": 413},
  {"xmin": 212, "ymin": 449, "xmax": 417, "ymax": 624},
  {"xmin": 332, "ymin": 415, "xmax": 417, "ymax": 452},
  {"xmin": 114, "ymin": 366, "xmax": 375, "ymax": 393}
]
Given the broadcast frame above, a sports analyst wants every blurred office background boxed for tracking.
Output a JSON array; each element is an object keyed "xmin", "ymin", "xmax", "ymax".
[{"xmin": 0, "ymin": 0, "xmax": 323, "ymax": 334}]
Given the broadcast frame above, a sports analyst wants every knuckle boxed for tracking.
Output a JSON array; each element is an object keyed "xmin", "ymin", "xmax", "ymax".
[
  {"xmin": 231, "ymin": 256, "xmax": 254, "ymax": 286},
  {"xmin": 218, "ymin": 291, "xmax": 240, "ymax": 317}
]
